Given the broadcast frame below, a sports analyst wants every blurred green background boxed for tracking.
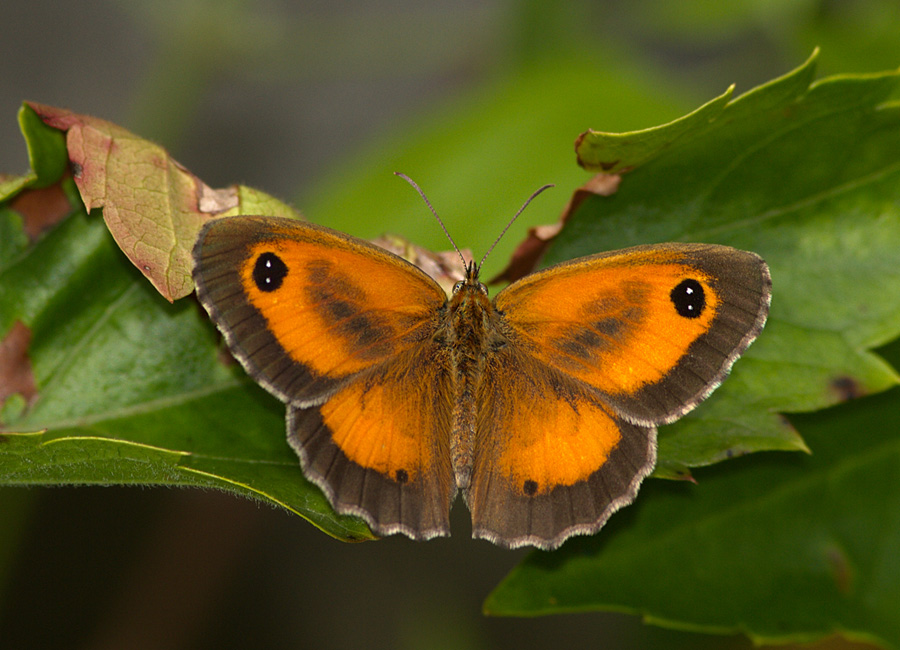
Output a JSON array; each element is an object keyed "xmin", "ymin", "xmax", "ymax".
[{"xmin": 1, "ymin": 1, "xmax": 899, "ymax": 648}]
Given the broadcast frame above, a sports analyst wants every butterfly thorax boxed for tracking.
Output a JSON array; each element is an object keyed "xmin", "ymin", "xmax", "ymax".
[{"xmin": 440, "ymin": 262, "xmax": 507, "ymax": 490}]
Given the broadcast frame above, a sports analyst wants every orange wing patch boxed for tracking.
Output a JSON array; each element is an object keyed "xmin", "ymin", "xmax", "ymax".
[
  {"xmin": 193, "ymin": 217, "xmax": 447, "ymax": 405},
  {"xmin": 320, "ymin": 369, "xmax": 444, "ymax": 484},
  {"xmin": 467, "ymin": 350, "xmax": 656, "ymax": 548},
  {"xmin": 496, "ymin": 243, "xmax": 769, "ymax": 425},
  {"xmin": 497, "ymin": 250, "xmax": 717, "ymax": 396},
  {"xmin": 487, "ymin": 389, "xmax": 622, "ymax": 495},
  {"xmin": 473, "ymin": 353, "xmax": 624, "ymax": 495},
  {"xmin": 288, "ymin": 345, "xmax": 455, "ymax": 540},
  {"xmin": 239, "ymin": 225, "xmax": 445, "ymax": 379}
]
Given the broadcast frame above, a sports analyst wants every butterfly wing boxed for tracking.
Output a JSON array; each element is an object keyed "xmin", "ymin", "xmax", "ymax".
[
  {"xmin": 467, "ymin": 243, "xmax": 770, "ymax": 548},
  {"xmin": 493, "ymin": 243, "xmax": 771, "ymax": 424},
  {"xmin": 466, "ymin": 349, "xmax": 656, "ymax": 549},
  {"xmin": 193, "ymin": 216, "xmax": 447, "ymax": 404},
  {"xmin": 192, "ymin": 216, "xmax": 455, "ymax": 538},
  {"xmin": 288, "ymin": 341, "xmax": 455, "ymax": 539}
]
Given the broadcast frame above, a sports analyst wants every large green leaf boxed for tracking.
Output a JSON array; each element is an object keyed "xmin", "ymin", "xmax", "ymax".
[{"xmin": 553, "ymin": 52, "xmax": 900, "ymax": 476}]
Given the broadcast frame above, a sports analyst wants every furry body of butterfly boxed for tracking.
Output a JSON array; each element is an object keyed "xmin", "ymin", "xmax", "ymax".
[
  {"xmin": 444, "ymin": 263, "xmax": 498, "ymax": 492},
  {"xmin": 192, "ymin": 216, "xmax": 771, "ymax": 549}
]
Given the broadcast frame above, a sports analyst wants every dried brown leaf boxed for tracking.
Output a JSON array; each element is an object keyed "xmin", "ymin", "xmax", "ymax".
[{"xmin": 27, "ymin": 103, "xmax": 238, "ymax": 302}]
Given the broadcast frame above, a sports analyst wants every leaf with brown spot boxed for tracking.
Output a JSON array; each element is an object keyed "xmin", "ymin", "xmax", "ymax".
[
  {"xmin": 0, "ymin": 322, "xmax": 37, "ymax": 418},
  {"xmin": 9, "ymin": 182, "xmax": 73, "ymax": 240},
  {"xmin": 28, "ymin": 103, "xmax": 219, "ymax": 301},
  {"xmin": 830, "ymin": 376, "xmax": 865, "ymax": 402}
]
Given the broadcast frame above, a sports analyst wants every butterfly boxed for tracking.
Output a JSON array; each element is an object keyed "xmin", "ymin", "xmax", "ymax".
[{"xmin": 191, "ymin": 180, "xmax": 770, "ymax": 549}]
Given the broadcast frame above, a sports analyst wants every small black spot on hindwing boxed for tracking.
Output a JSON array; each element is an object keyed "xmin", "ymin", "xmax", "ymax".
[
  {"xmin": 670, "ymin": 278, "xmax": 705, "ymax": 319},
  {"xmin": 253, "ymin": 252, "xmax": 288, "ymax": 292},
  {"xmin": 395, "ymin": 469, "xmax": 409, "ymax": 484},
  {"xmin": 523, "ymin": 479, "xmax": 538, "ymax": 496}
]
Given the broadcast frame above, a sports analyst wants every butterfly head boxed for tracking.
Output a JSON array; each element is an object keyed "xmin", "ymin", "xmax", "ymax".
[{"xmin": 453, "ymin": 259, "xmax": 489, "ymax": 296}]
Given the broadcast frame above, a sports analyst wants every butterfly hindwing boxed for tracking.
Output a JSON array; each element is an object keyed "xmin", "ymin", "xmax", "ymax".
[
  {"xmin": 466, "ymin": 348, "xmax": 656, "ymax": 549},
  {"xmin": 288, "ymin": 342, "xmax": 455, "ymax": 539}
]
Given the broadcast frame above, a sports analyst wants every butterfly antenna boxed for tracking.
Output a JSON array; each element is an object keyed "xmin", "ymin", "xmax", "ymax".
[
  {"xmin": 394, "ymin": 172, "xmax": 467, "ymax": 268},
  {"xmin": 479, "ymin": 183, "xmax": 554, "ymax": 268}
]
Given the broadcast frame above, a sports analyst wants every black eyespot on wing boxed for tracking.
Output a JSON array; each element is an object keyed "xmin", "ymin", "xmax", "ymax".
[
  {"xmin": 670, "ymin": 278, "xmax": 705, "ymax": 319},
  {"xmin": 253, "ymin": 252, "xmax": 288, "ymax": 292},
  {"xmin": 395, "ymin": 469, "xmax": 409, "ymax": 484}
]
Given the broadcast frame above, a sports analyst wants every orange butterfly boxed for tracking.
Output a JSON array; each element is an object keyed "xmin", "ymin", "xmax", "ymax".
[{"xmin": 192, "ymin": 183, "xmax": 770, "ymax": 549}]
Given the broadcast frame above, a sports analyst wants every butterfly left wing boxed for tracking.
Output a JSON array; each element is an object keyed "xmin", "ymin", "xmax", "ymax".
[
  {"xmin": 192, "ymin": 216, "xmax": 449, "ymax": 405},
  {"xmin": 192, "ymin": 216, "xmax": 456, "ymax": 539}
]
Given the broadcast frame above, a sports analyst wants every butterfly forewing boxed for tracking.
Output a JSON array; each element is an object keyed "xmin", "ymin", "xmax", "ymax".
[
  {"xmin": 193, "ymin": 217, "xmax": 447, "ymax": 405},
  {"xmin": 495, "ymin": 243, "xmax": 771, "ymax": 425}
]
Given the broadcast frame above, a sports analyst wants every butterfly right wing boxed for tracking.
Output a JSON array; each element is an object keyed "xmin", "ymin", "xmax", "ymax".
[
  {"xmin": 466, "ymin": 243, "xmax": 768, "ymax": 548},
  {"xmin": 465, "ymin": 346, "xmax": 656, "ymax": 549},
  {"xmin": 493, "ymin": 243, "xmax": 770, "ymax": 425}
]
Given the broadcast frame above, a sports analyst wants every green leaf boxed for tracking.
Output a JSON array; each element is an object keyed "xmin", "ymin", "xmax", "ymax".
[
  {"xmin": 0, "ymin": 208, "xmax": 28, "ymax": 262},
  {"xmin": 236, "ymin": 184, "xmax": 303, "ymax": 219},
  {"xmin": 3, "ymin": 51, "xmax": 900, "ymax": 648},
  {"xmin": 0, "ymin": 174, "xmax": 34, "ymax": 203},
  {"xmin": 0, "ymin": 208, "xmax": 371, "ymax": 543},
  {"xmin": 17, "ymin": 103, "xmax": 67, "ymax": 189},
  {"xmin": 574, "ymin": 81, "xmax": 735, "ymax": 174},
  {"xmin": 484, "ymin": 382, "xmax": 900, "ymax": 648}
]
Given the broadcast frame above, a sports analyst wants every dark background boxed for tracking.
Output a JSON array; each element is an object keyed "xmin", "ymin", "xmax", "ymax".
[{"xmin": 2, "ymin": 2, "xmax": 899, "ymax": 648}]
